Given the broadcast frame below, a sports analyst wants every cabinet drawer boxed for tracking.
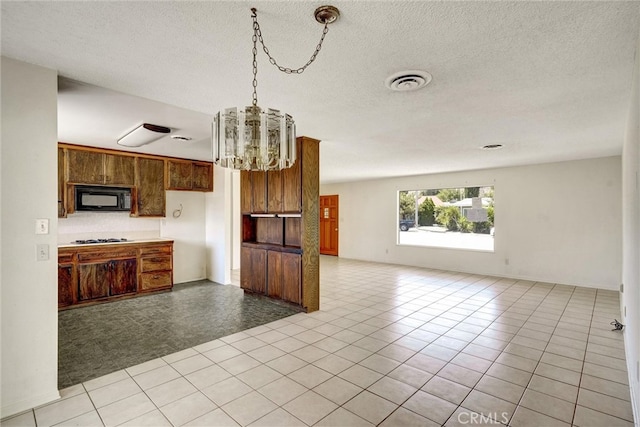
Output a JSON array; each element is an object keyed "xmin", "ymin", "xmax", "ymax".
[
  {"xmin": 77, "ymin": 248, "xmax": 137, "ymax": 262},
  {"xmin": 58, "ymin": 252, "xmax": 74, "ymax": 263},
  {"xmin": 139, "ymin": 245, "xmax": 172, "ymax": 256},
  {"xmin": 140, "ymin": 255, "xmax": 171, "ymax": 272},
  {"xmin": 140, "ymin": 272, "xmax": 172, "ymax": 290}
]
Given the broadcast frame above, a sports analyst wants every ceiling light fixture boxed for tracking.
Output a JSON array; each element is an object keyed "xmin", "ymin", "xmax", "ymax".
[
  {"xmin": 117, "ymin": 123, "xmax": 171, "ymax": 147},
  {"xmin": 213, "ymin": 6, "xmax": 340, "ymax": 171}
]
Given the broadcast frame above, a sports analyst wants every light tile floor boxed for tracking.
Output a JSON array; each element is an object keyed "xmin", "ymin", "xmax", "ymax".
[{"xmin": 1, "ymin": 256, "xmax": 634, "ymax": 426}]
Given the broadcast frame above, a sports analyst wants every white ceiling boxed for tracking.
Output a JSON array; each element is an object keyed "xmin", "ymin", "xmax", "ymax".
[{"xmin": 2, "ymin": 1, "xmax": 638, "ymax": 184}]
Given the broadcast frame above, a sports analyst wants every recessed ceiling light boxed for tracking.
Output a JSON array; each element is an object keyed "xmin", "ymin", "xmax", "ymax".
[
  {"xmin": 481, "ymin": 144, "xmax": 504, "ymax": 150},
  {"xmin": 171, "ymin": 135, "xmax": 193, "ymax": 141},
  {"xmin": 385, "ymin": 70, "xmax": 432, "ymax": 92}
]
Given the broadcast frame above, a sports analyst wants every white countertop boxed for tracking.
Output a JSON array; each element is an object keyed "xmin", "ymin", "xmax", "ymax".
[{"xmin": 58, "ymin": 237, "xmax": 174, "ymax": 249}]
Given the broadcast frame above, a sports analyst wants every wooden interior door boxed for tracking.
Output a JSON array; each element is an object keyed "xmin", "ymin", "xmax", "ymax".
[{"xmin": 320, "ymin": 195, "xmax": 339, "ymax": 256}]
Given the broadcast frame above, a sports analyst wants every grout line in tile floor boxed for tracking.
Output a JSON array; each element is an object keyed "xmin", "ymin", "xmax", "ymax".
[{"xmin": 1, "ymin": 256, "xmax": 634, "ymax": 427}]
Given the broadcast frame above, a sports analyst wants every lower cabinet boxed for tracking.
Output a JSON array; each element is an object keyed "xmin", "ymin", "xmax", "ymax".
[
  {"xmin": 58, "ymin": 263, "xmax": 74, "ymax": 308},
  {"xmin": 139, "ymin": 244, "xmax": 173, "ymax": 292},
  {"xmin": 78, "ymin": 255, "xmax": 137, "ymax": 300},
  {"xmin": 241, "ymin": 245, "xmax": 301, "ymax": 304},
  {"xmin": 241, "ymin": 247, "xmax": 267, "ymax": 294},
  {"xmin": 58, "ymin": 240, "xmax": 173, "ymax": 309}
]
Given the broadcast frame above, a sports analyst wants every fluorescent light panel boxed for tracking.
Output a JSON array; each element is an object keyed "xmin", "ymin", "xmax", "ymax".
[{"xmin": 117, "ymin": 123, "xmax": 171, "ymax": 147}]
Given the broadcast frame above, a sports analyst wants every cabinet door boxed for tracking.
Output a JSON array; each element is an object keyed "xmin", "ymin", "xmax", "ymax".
[
  {"xmin": 58, "ymin": 264, "xmax": 74, "ymax": 307},
  {"xmin": 281, "ymin": 252, "xmax": 301, "ymax": 304},
  {"xmin": 104, "ymin": 154, "xmax": 135, "ymax": 186},
  {"xmin": 240, "ymin": 247, "xmax": 266, "ymax": 293},
  {"xmin": 267, "ymin": 170, "xmax": 283, "ymax": 212},
  {"xmin": 58, "ymin": 147, "xmax": 66, "ymax": 217},
  {"xmin": 167, "ymin": 160, "xmax": 193, "ymax": 190},
  {"xmin": 110, "ymin": 258, "xmax": 137, "ymax": 295},
  {"xmin": 267, "ymin": 250, "xmax": 282, "ymax": 298},
  {"xmin": 67, "ymin": 150, "xmax": 104, "ymax": 184},
  {"xmin": 78, "ymin": 262, "xmax": 110, "ymax": 300},
  {"xmin": 193, "ymin": 162, "xmax": 213, "ymax": 191},
  {"xmin": 240, "ymin": 171, "xmax": 252, "ymax": 213},
  {"xmin": 282, "ymin": 157, "xmax": 301, "ymax": 212},
  {"xmin": 252, "ymin": 171, "xmax": 267, "ymax": 213},
  {"xmin": 136, "ymin": 157, "xmax": 166, "ymax": 217}
]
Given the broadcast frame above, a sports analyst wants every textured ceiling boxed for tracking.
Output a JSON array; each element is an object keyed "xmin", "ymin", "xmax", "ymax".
[{"xmin": 2, "ymin": 1, "xmax": 639, "ymax": 184}]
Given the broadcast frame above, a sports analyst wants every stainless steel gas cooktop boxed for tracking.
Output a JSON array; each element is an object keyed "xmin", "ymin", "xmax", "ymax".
[{"xmin": 73, "ymin": 238, "xmax": 129, "ymax": 245}]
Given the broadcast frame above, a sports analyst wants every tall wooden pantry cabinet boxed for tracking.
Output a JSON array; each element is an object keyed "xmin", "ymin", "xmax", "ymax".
[{"xmin": 239, "ymin": 136, "xmax": 320, "ymax": 312}]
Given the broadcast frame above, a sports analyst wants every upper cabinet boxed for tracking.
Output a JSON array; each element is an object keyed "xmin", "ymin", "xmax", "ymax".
[
  {"xmin": 240, "ymin": 164, "xmax": 300, "ymax": 214},
  {"xmin": 134, "ymin": 157, "xmax": 165, "ymax": 217},
  {"xmin": 166, "ymin": 159, "xmax": 213, "ymax": 192},
  {"xmin": 66, "ymin": 149, "xmax": 134, "ymax": 186},
  {"xmin": 58, "ymin": 143, "xmax": 214, "ymax": 218}
]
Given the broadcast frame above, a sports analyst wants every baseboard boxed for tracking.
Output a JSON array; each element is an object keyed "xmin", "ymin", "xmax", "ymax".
[{"xmin": 0, "ymin": 389, "xmax": 60, "ymax": 421}]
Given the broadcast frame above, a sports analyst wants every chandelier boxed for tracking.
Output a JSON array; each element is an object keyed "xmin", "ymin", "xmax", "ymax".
[{"xmin": 213, "ymin": 6, "xmax": 340, "ymax": 171}]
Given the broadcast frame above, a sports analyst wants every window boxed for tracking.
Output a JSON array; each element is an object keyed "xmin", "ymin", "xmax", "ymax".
[{"xmin": 398, "ymin": 186, "xmax": 494, "ymax": 251}]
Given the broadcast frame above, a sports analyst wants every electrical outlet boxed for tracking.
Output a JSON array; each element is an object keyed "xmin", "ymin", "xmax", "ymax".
[
  {"xmin": 35, "ymin": 218, "xmax": 49, "ymax": 235},
  {"xmin": 36, "ymin": 244, "xmax": 49, "ymax": 261}
]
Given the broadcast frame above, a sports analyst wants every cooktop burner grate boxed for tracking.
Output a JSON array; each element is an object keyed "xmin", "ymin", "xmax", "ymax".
[{"xmin": 73, "ymin": 238, "xmax": 129, "ymax": 244}]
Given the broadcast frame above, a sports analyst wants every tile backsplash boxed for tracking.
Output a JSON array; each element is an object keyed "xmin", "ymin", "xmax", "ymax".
[{"xmin": 58, "ymin": 211, "xmax": 161, "ymax": 244}]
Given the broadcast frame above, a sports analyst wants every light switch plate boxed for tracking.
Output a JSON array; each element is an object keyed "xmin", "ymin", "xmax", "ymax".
[
  {"xmin": 35, "ymin": 218, "xmax": 49, "ymax": 235},
  {"xmin": 36, "ymin": 244, "xmax": 49, "ymax": 261}
]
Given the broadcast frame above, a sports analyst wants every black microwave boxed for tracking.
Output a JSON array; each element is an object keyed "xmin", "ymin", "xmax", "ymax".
[{"xmin": 75, "ymin": 186, "xmax": 132, "ymax": 212}]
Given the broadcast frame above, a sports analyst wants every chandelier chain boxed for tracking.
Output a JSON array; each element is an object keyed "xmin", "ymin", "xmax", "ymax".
[
  {"xmin": 252, "ymin": 17, "xmax": 259, "ymax": 107},
  {"xmin": 251, "ymin": 8, "xmax": 330, "ymax": 76}
]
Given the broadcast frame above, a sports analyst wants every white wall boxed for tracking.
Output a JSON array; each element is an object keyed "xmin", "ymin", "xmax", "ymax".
[
  {"xmin": 321, "ymin": 156, "xmax": 622, "ymax": 289},
  {"xmin": 161, "ymin": 191, "xmax": 207, "ymax": 283},
  {"xmin": 621, "ymin": 29, "xmax": 640, "ymax": 422},
  {"xmin": 1, "ymin": 57, "xmax": 60, "ymax": 417},
  {"xmin": 206, "ymin": 166, "xmax": 232, "ymax": 284}
]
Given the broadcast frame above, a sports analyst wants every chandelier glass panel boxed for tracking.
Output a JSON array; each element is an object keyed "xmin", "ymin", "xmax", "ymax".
[{"xmin": 213, "ymin": 6, "xmax": 339, "ymax": 171}]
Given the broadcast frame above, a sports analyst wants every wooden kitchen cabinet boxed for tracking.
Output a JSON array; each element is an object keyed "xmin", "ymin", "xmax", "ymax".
[
  {"xmin": 267, "ymin": 170, "xmax": 283, "ymax": 212},
  {"xmin": 58, "ymin": 252, "xmax": 75, "ymax": 308},
  {"xmin": 58, "ymin": 240, "xmax": 173, "ymax": 310},
  {"xmin": 240, "ymin": 170, "xmax": 252, "ymax": 213},
  {"xmin": 109, "ymin": 258, "xmax": 138, "ymax": 295},
  {"xmin": 139, "ymin": 243, "xmax": 173, "ymax": 292},
  {"xmin": 282, "ymin": 154, "xmax": 301, "ymax": 212},
  {"xmin": 193, "ymin": 162, "xmax": 213, "ymax": 191},
  {"xmin": 166, "ymin": 159, "xmax": 214, "ymax": 191},
  {"xmin": 240, "ymin": 137, "xmax": 319, "ymax": 311},
  {"xmin": 281, "ymin": 252, "xmax": 301, "ymax": 304},
  {"xmin": 240, "ymin": 246, "xmax": 267, "ymax": 294},
  {"xmin": 77, "ymin": 247, "xmax": 137, "ymax": 301},
  {"xmin": 135, "ymin": 157, "xmax": 165, "ymax": 217},
  {"xmin": 77, "ymin": 261, "xmax": 110, "ymax": 300},
  {"xmin": 104, "ymin": 153, "xmax": 135, "ymax": 185},
  {"xmin": 266, "ymin": 250, "xmax": 301, "ymax": 303},
  {"xmin": 66, "ymin": 148, "xmax": 134, "ymax": 186}
]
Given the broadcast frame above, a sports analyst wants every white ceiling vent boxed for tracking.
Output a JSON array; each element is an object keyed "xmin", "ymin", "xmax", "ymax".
[{"xmin": 385, "ymin": 70, "xmax": 432, "ymax": 92}]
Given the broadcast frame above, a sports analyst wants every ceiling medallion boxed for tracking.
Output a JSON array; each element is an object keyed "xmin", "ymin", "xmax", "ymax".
[{"xmin": 213, "ymin": 6, "xmax": 340, "ymax": 171}]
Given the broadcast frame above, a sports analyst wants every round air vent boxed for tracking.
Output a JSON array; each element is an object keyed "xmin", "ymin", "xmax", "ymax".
[{"xmin": 385, "ymin": 70, "xmax": 432, "ymax": 92}]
